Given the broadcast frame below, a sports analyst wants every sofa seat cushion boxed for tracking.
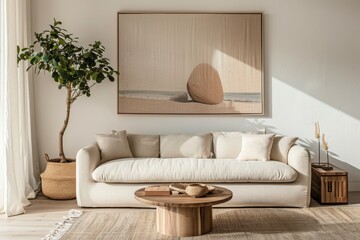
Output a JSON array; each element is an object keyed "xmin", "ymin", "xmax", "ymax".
[{"xmin": 92, "ymin": 158, "xmax": 297, "ymax": 183}]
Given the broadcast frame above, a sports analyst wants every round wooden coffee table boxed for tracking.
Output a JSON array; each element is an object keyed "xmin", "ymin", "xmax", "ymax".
[{"xmin": 134, "ymin": 185, "xmax": 232, "ymax": 237}]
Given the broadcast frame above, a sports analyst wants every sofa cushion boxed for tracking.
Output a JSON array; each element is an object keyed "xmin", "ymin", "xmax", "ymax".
[
  {"xmin": 96, "ymin": 131, "xmax": 133, "ymax": 164},
  {"xmin": 92, "ymin": 158, "xmax": 297, "ymax": 183},
  {"xmin": 270, "ymin": 135, "xmax": 298, "ymax": 163},
  {"xmin": 237, "ymin": 134, "xmax": 275, "ymax": 161},
  {"xmin": 212, "ymin": 132, "xmax": 243, "ymax": 159},
  {"xmin": 127, "ymin": 134, "xmax": 160, "ymax": 158},
  {"xmin": 212, "ymin": 129, "xmax": 265, "ymax": 159},
  {"xmin": 160, "ymin": 133, "xmax": 212, "ymax": 158}
]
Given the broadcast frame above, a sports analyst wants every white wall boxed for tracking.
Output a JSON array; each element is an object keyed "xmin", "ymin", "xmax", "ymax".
[{"xmin": 31, "ymin": 0, "xmax": 360, "ymax": 190}]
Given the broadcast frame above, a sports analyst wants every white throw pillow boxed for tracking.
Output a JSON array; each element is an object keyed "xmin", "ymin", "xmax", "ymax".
[
  {"xmin": 96, "ymin": 130, "xmax": 133, "ymax": 164},
  {"xmin": 127, "ymin": 134, "xmax": 160, "ymax": 158},
  {"xmin": 237, "ymin": 134, "xmax": 275, "ymax": 161},
  {"xmin": 212, "ymin": 132, "xmax": 243, "ymax": 159},
  {"xmin": 160, "ymin": 133, "xmax": 212, "ymax": 158},
  {"xmin": 212, "ymin": 129, "xmax": 265, "ymax": 159},
  {"xmin": 270, "ymin": 135, "xmax": 298, "ymax": 163}
]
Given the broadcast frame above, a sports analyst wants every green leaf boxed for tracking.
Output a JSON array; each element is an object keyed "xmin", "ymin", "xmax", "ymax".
[
  {"xmin": 77, "ymin": 70, "xmax": 86, "ymax": 77},
  {"xmin": 108, "ymin": 75, "xmax": 115, "ymax": 82},
  {"xmin": 51, "ymin": 59, "xmax": 58, "ymax": 66},
  {"xmin": 96, "ymin": 73, "xmax": 105, "ymax": 82},
  {"xmin": 91, "ymin": 73, "xmax": 97, "ymax": 80},
  {"xmin": 29, "ymin": 56, "xmax": 37, "ymax": 65},
  {"xmin": 79, "ymin": 82, "xmax": 85, "ymax": 90},
  {"xmin": 59, "ymin": 70, "xmax": 70, "ymax": 81},
  {"xmin": 51, "ymin": 71, "xmax": 59, "ymax": 81},
  {"xmin": 42, "ymin": 55, "xmax": 49, "ymax": 62}
]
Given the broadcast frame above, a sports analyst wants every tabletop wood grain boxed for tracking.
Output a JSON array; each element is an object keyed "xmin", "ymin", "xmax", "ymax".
[{"xmin": 134, "ymin": 185, "xmax": 232, "ymax": 207}]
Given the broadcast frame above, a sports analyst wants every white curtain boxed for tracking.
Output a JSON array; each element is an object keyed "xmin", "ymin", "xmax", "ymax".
[{"xmin": 0, "ymin": 0, "xmax": 39, "ymax": 217}]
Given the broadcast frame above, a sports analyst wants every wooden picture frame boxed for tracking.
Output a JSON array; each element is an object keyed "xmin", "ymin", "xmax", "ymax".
[{"xmin": 117, "ymin": 13, "xmax": 264, "ymax": 114}]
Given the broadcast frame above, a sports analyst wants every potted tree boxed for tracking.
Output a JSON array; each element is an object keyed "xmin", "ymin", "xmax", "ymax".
[{"xmin": 18, "ymin": 19, "xmax": 118, "ymax": 199}]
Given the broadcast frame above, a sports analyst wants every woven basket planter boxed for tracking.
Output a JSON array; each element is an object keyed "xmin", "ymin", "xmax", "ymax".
[{"xmin": 40, "ymin": 161, "xmax": 76, "ymax": 200}]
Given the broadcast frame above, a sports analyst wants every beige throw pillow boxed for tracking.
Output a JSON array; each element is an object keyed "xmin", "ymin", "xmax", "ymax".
[
  {"xmin": 237, "ymin": 134, "xmax": 275, "ymax": 161},
  {"xmin": 160, "ymin": 133, "xmax": 212, "ymax": 158},
  {"xmin": 212, "ymin": 132, "xmax": 243, "ymax": 159},
  {"xmin": 212, "ymin": 129, "xmax": 265, "ymax": 159},
  {"xmin": 96, "ymin": 130, "xmax": 133, "ymax": 164},
  {"xmin": 127, "ymin": 134, "xmax": 160, "ymax": 158},
  {"xmin": 270, "ymin": 135, "xmax": 298, "ymax": 163}
]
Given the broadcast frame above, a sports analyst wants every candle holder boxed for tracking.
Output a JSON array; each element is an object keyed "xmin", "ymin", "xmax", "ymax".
[
  {"xmin": 321, "ymin": 150, "xmax": 333, "ymax": 170},
  {"xmin": 312, "ymin": 139, "xmax": 325, "ymax": 168},
  {"xmin": 321, "ymin": 134, "xmax": 333, "ymax": 171}
]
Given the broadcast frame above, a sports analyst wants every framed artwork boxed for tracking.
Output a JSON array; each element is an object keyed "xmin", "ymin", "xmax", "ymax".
[{"xmin": 117, "ymin": 13, "xmax": 263, "ymax": 114}]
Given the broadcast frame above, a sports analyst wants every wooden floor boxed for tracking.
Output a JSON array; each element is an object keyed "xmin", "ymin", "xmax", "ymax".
[{"xmin": 1, "ymin": 192, "xmax": 360, "ymax": 240}]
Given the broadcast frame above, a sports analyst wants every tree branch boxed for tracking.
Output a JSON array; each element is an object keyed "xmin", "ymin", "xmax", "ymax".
[
  {"xmin": 70, "ymin": 82, "xmax": 97, "ymax": 103},
  {"xmin": 59, "ymin": 84, "xmax": 72, "ymax": 163}
]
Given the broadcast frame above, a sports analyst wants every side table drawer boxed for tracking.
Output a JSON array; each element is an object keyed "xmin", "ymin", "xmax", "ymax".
[
  {"xmin": 311, "ymin": 165, "xmax": 348, "ymax": 205},
  {"xmin": 320, "ymin": 176, "xmax": 348, "ymax": 204}
]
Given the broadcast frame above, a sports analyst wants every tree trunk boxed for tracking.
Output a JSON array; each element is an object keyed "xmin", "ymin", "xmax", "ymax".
[{"xmin": 59, "ymin": 85, "xmax": 72, "ymax": 163}]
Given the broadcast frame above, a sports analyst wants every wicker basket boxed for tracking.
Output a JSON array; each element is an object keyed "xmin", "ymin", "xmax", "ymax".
[{"xmin": 40, "ymin": 161, "xmax": 76, "ymax": 199}]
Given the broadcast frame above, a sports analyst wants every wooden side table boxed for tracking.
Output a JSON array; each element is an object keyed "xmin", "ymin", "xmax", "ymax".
[{"xmin": 311, "ymin": 164, "xmax": 348, "ymax": 204}]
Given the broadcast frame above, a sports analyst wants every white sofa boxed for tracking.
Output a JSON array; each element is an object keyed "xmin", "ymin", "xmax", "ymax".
[{"xmin": 76, "ymin": 132, "xmax": 311, "ymax": 208}]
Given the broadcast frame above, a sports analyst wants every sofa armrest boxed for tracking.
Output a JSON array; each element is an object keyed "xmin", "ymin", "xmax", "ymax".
[
  {"xmin": 287, "ymin": 145, "xmax": 311, "ymax": 207},
  {"xmin": 76, "ymin": 143, "xmax": 100, "ymax": 206}
]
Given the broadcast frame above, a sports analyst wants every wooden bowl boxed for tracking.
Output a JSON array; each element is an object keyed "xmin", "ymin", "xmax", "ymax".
[
  {"xmin": 207, "ymin": 185, "xmax": 215, "ymax": 192},
  {"xmin": 169, "ymin": 183, "xmax": 216, "ymax": 195},
  {"xmin": 169, "ymin": 183, "xmax": 188, "ymax": 193},
  {"xmin": 185, "ymin": 183, "xmax": 209, "ymax": 198}
]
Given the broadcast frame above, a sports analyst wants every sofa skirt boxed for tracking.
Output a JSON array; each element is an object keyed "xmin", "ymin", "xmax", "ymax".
[{"xmin": 76, "ymin": 182, "xmax": 309, "ymax": 208}]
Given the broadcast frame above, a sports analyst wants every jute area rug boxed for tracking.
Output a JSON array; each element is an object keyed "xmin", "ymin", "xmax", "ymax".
[{"xmin": 60, "ymin": 207, "xmax": 360, "ymax": 240}]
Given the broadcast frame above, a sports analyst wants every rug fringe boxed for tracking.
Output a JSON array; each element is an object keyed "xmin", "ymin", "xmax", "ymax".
[{"xmin": 41, "ymin": 209, "xmax": 83, "ymax": 240}]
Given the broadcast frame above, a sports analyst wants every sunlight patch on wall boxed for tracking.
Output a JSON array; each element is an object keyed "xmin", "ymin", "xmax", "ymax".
[
  {"xmin": 212, "ymin": 49, "xmax": 261, "ymax": 93},
  {"xmin": 272, "ymin": 77, "xmax": 360, "ymax": 124},
  {"xmin": 268, "ymin": 77, "xmax": 360, "ymax": 174}
]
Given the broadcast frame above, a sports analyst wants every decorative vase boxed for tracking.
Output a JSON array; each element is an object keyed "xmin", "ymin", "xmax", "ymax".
[{"xmin": 40, "ymin": 160, "xmax": 76, "ymax": 200}]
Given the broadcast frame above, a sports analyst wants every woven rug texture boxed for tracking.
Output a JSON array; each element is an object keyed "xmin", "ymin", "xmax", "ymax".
[{"xmin": 61, "ymin": 207, "xmax": 360, "ymax": 240}]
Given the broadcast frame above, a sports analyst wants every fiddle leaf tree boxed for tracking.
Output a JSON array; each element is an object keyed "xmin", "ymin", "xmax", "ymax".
[{"xmin": 17, "ymin": 19, "xmax": 118, "ymax": 163}]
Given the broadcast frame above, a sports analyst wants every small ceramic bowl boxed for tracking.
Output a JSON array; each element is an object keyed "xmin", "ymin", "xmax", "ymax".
[{"xmin": 185, "ymin": 183, "xmax": 209, "ymax": 198}]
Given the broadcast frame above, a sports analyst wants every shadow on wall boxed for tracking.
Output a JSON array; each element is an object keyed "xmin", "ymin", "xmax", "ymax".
[
  {"xmin": 299, "ymin": 138, "xmax": 360, "ymax": 188},
  {"xmin": 247, "ymin": 121, "xmax": 360, "ymax": 189},
  {"xmin": 298, "ymin": 138, "xmax": 338, "ymax": 161},
  {"xmin": 248, "ymin": 121, "xmax": 360, "ymax": 187},
  {"xmin": 216, "ymin": 119, "xmax": 276, "ymax": 133},
  {"xmin": 263, "ymin": 9, "xmax": 360, "ymax": 120},
  {"xmin": 261, "ymin": 9, "xmax": 360, "ymax": 188}
]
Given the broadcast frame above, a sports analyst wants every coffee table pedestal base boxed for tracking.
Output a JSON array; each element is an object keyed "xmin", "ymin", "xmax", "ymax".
[{"xmin": 156, "ymin": 206, "xmax": 212, "ymax": 237}]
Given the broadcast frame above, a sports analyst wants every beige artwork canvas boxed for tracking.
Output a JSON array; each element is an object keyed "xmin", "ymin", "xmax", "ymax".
[{"xmin": 117, "ymin": 13, "xmax": 263, "ymax": 114}]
